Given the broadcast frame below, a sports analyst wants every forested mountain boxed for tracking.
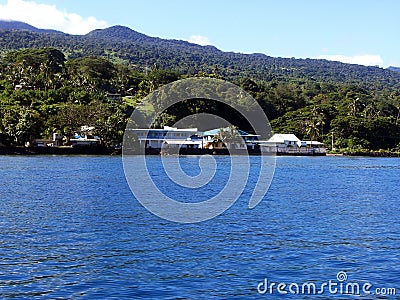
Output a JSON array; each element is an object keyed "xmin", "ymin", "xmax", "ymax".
[
  {"xmin": 0, "ymin": 20, "xmax": 62, "ymax": 34},
  {"xmin": 0, "ymin": 21, "xmax": 400, "ymax": 152},
  {"xmin": 1, "ymin": 21, "xmax": 400, "ymax": 91}
]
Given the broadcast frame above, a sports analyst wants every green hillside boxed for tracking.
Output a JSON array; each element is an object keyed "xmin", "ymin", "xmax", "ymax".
[
  {"xmin": 1, "ymin": 23, "xmax": 400, "ymax": 89},
  {"xmin": 0, "ymin": 21, "xmax": 400, "ymax": 152}
]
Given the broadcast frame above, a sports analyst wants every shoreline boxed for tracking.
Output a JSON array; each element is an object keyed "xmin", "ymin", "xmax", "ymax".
[
  {"xmin": 0, "ymin": 146, "xmax": 121, "ymax": 156},
  {"xmin": 1, "ymin": 147, "xmax": 399, "ymax": 157},
  {"xmin": 329, "ymin": 151, "xmax": 400, "ymax": 157},
  {"xmin": 0, "ymin": 146, "xmax": 323, "ymax": 156}
]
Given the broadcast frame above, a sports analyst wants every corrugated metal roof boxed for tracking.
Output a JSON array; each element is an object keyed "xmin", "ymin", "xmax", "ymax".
[
  {"xmin": 203, "ymin": 127, "xmax": 254, "ymax": 136},
  {"xmin": 268, "ymin": 134, "xmax": 300, "ymax": 143}
]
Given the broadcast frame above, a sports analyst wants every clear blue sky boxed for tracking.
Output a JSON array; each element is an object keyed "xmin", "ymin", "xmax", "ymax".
[{"xmin": 1, "ymin": 0, "xmax": 399, "ymax": 67}]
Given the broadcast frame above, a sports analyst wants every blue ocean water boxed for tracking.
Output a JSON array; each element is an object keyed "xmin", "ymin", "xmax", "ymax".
[{"xmin": 0, "ymin": 155, "xmax": 399, "ymax": 299}]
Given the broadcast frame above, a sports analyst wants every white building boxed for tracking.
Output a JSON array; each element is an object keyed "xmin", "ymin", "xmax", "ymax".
[
  {"xmin": 260, "ymin": 133, "xmax": 326, "ymax": 155},
  {"xmin": 70, "ymin": 126, "xmax": 101, "ymax": 147},
  {"xmin": 132, "ymin": 126, "xmax": 259, "ymax": 152},
  {"xmin": 132, "ymin": 126, "xmax": 201, "ymax": 150}
]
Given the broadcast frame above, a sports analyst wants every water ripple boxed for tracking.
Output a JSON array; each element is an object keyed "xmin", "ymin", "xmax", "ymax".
[{"xmin": 0, "ymin": 156, "xmax": 399, "ymax": 299}]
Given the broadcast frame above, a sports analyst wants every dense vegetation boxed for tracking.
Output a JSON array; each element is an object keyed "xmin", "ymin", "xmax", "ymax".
[
  {"xmin": 1, "ymin": 25, "xmax": 400, "ymax": 91},
  {"xmin": 0, "ymin": 22, "xmax": 400, "ymax": 151}
]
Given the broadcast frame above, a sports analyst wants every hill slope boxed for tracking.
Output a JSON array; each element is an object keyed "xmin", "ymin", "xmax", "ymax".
[
  {"xmin": 1, "ymin": 23, "xmax": 400, "ymax": 151},
  {"xmin": 0, "ymin": 21, "xmax": 399, "ymax": 91}
]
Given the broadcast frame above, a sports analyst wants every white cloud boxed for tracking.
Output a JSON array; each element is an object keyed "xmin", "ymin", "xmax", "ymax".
[
  {"xmin": 0, "ymin": 0, "xmax": 108, "ymax": 34},
  {"xmin": 317, "ymin": 54, "xmax": 384, "ymax": 67},
  {"xmin": 188, "ymin": 35, "xmax": 211, "ymax": 46}
]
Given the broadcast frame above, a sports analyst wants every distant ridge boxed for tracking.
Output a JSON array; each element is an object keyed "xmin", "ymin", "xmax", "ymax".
[
  {"xmin": 388, "ymin": 66, "xmax": 400, "ymax": 73},
  {"xmin": 85, "ymin": 25, "xmax": 220, "ymax": 51},
  {"xmin": 0, "ymin": 20, "xmax": 62, "ymax": 34}
]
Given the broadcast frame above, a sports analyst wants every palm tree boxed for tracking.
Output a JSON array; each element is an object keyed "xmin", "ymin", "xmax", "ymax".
[
  {"xmin": 214, "ymin": 126, "xmax": 242, "ymax": 149},
  {"xmin": 305, "ymin": 106, "xmax": 325, "ymax": 141}
]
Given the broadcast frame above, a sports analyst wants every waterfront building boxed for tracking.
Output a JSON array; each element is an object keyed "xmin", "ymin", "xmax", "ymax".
[
  {"xmin": 260, "ymin": 134, "xmax": 326, "ymax": 155},
  {"xmin": 130, "ymin": 127, "xmax": 326, "ymax": 155},
  {"xmin": 132, "ymin": 126, "xmax": 201, "ymax": 150}
]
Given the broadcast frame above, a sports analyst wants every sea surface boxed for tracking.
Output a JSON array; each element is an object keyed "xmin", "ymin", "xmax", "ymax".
[{"xmin": 0, "ymin": 155, "xmax": 399, "ymax": 299}]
